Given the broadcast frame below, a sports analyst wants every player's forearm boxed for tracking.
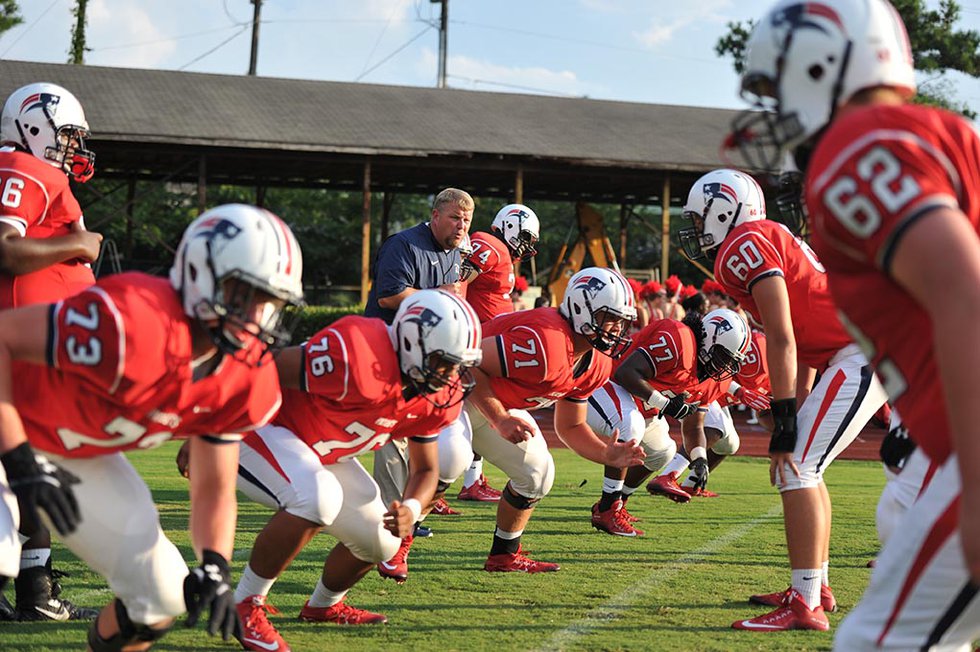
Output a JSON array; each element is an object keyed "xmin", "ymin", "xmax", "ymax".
[
  {"xmin": 188, "ymin": 439, "xmax": 239, "ymax": 559},
  {"xmin": 680, "ymin": 416, "xmax": 707, "ymax": 457},
  {"xmin": 0, "ymin": 234, "xmax": 91, "ymax": 275},
  {"xmin": 554, "ymin": 422, "xmax": 609, "ymax": 465},
  {"xmin": 404, "ymin": 441, "xmax": 439, "ymax": 506},
  {"xmin": 766, "ymin": 334, "xmax": 797, "ymax": 401},
  {"xmin": 467, "ymin": 368, "xmax": 510, "ymax": 426},
  {"xmin": 377, "ymin": 287, "xmax": 417, "ymax": 310}
]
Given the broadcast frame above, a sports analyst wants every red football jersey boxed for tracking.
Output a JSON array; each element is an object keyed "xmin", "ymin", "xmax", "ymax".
[
  {"xmin": 0, "ymin": 149, "xmax": 94, "ymax": 307},
  {"xmin": 482, "ymin": 307, "xmax": 612, "ymax": 410},
  {"xmin": 14, "ymin": 273, "xmax": 282, "ymax": 458},
  {"xmin": 612, "ymin": 318, "xmax": 727, "ymax": 418},
  {"xmin": 464, "ymin": 231, "xmax": 515, "ymax": 322},
  {"xmin": 719, "ymin": 330, "xmax": 770, "ymax": 408},
  {"xmin": 808, "ymin": 103, "xmax": 980, "ymax": 464},
  {"xmin": 270, "ymin": 316, "xmax": 460, "ymax": 465},
  {"xmin": 714, "ymin": 220, "xmax": 851, "ymax": 370}
]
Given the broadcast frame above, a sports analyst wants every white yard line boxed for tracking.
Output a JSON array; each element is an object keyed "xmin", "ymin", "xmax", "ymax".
[{"xmin": 536, "ymin": 503, "xmax": 783, "ymax": 652}]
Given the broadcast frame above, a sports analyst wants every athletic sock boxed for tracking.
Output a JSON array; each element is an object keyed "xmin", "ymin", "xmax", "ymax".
[
  {"xmin": 20, "ymin": 548, "xmax": 50, "ymax": 570},
  {"xmin": 463, "ymin": 458, "xmax": 484, "ymax": 488},
  {"xmin": 792, "ymin": 568, "xmax": 823, "ymax": 610},
  {"xmin": 234, "ymin": 563, "xmax": 277, "ymax": 603},
  {"xmin": 822, "ymin": 561, "xmax": 830, "ymax": 586},
  {"xmin": 307, "ymin": 578, "xmax": 346, "ymax": 609},
  {"xmin": 490, "ymin": 527, "xmax": 522, "ymax": 556}
]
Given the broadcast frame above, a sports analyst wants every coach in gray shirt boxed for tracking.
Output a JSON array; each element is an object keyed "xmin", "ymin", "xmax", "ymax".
[{"xmin": 364, "ymin": 188, "xmax": 473, "ymax": 324}]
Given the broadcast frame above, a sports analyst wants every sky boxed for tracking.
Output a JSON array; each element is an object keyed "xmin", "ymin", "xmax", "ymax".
[{"xmin": 3, "ymin": 0, "xmax": 979, "ymax": 115}]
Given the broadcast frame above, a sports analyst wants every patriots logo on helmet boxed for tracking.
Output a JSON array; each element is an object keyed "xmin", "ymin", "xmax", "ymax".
[
  {"xmin": 19, "ymin": 92, "xmax": 60, "ymax": 117},
  {"xmin": 194, "ymin": 217, "xmax": 242, "ymax": 256},
  {"xmin": 574, "ymin": 275, "xmax": 607, "ymax": 300},
  {"xmin": 403, "ymin": 305, "xmax": 443, "ymax": 337},
  {"xmin": 703, "ymin": 182, "xmax": 739, "ymax": 206},
  {"xmin": 707, "ymin": 315, "xmax": 734, "ymax": 338},
  {"xmin": 771, "ymin": 3, "xmax": 845, "ymax": 35},
  {"xmin": 507, "ymin": 208, "xmax": 528, "ymax": 221}
]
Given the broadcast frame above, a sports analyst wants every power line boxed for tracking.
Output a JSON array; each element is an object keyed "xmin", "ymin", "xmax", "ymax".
[
  {"xmin": 0, "ymin": 0, "xmax": 64, "ymax": 58},
  {"xmin": 355, "ymin": 25, "xmax": 434, "ymax": 82},
  {"xmin": 446, "ymin": 74, "xmax": 583, "ymax": 97},
  {"xmin": 90, "ymin": 25, "xmax": 246, "ymax": 52},
  {"xmin": 451, "ymin": 19, "xmax": 719, "ymax": 65},
  {"xmin": 358, "ymin": 1, "xmax": 405, "ymax": 79},
  {"xmin": 178, "ymin": 24, "xmax": 250, "ymax": 71}
]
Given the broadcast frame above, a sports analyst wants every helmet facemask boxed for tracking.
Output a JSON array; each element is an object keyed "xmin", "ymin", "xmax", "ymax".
[
  {"xmin": 400, "ymin": 336, "xmax": 478, "ymax": 409},
  {"xmin": 201, "ymin": 271, "xmax": 303, "ymax": 366},
  {"xmin": 678, "ymin": 199, "xmax": 743, "ymax": 261},
  {"xmin": 510, "ymin": 229, "xmax": 538, "ymax": 262},
  {"xmin": 578, "ymin": 305, "xmax": 633, "ymax": 359},
  {"xmin": 698, "ymin": 343, "xmax": 744, "ymax": 382},
  {"xmin": 775, "ymin": 170, "xmax": 806, "ymax": 235}
]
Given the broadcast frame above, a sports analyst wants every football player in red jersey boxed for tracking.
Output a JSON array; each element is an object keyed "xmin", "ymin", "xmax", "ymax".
[
  {"xmin": 679, "ymin": 167, "xmax": 888, "ymax": 632},
  {"xmin": 644, "ymin": 326, "xmax": 772, "ymax": 505},
  {"xmin": 0, "ymin": 82, "xmax": 105, "ymax": 621},
  {"xmin": 456, "ymin": 203, "xmax": 540, "ymax": 502},
  {"xmin": 733, "ymin": 0, "xmax": 980, "ymax": 647},
  {"xmin": 216, "ymin": 290, "xmax": 481, "ymax": 652},
  {"xmin": 584, "ymin": 308, "xmax": 757, "ymax": 535},
  {"xmin": 439, "ymin": 266, "xmax": 646, "ymax": 572},
  {"xmin": 0, "ymin": 203, "xmax": 304, "ymax": 650}
]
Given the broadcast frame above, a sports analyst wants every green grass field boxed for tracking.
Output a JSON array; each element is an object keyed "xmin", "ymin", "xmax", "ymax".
[{"xmin": 3, "ymin": 443, "xmax": 887, "ymax": 652}]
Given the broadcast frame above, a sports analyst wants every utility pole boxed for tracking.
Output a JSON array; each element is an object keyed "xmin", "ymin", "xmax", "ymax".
[
  {"xmin": 69, "ymin": 0, "xmax": 88, "ymax": 65},
  {"xmin": 430, "ymin": 0, "xmax": 447, "ymax": 88},
  {"xmin": 248, "ymin": 0, "xmax": 262, "ymax": 75}
]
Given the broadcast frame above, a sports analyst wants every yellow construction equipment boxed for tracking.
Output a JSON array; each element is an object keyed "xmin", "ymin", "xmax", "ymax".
[{"xmin": 546, "ymin": 202, "xmax": 620, "ymax": 305}]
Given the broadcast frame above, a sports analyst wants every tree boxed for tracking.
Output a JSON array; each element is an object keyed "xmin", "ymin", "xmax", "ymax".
[
  {"xmin": 69, "ymin": 0, "xmax": 88, "ymax": 64},
  {"xmin": 0, "ymin": 0, "xmax": 22, "ymax": 37},
  {"xmin": 715, "ymin": 0, "xmax": 980, "ymax": 118}
]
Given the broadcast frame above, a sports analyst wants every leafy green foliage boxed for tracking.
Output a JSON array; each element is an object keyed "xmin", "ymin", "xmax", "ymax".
[
  {"xmin": 5, "ymin": 447, "xmax": 886, "ymax": 651},
  {"xmin": 0, "ymin": 0, "xmax": 22, "ymax": 36},
  {"xmin": 290, "ymin": 303, "xmax": 363, "ymax": 341},
  {"xmin": 715, "ymin": 1, "xmax": 979, "ymax": 118}
]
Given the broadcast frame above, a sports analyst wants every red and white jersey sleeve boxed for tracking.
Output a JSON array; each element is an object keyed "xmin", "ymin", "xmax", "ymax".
[
  {"xmin": 18, "ymin": 273, "xmax": 281, "ymax": 457},
  {"xmin": 482, "ymin": 307, "xmax": 612, "ymax": 410},
  {"xmin": 714, "ymin": 220, "xmax": 851, "ymax": 370},
  {"xmin": 0, "ymin": 150, "xmax": 81, "ymax": 237},
  {"xmin": 614, "ymin": 318, "xmax": 699, "ymax": 418},
  {"xmin": 274, "ymin": 317, "xmax": 406, "ymax": 464},
  {"xmin": 464, "ymin": 231, "xmax": 515, "ymax": 322},
  {"xmin": 807, "ymin": 104, "xmax": 980, "ymax": 464},
  {"xmin": 393, "ymin": 392, "xmax": 463, "ymax": 442}
]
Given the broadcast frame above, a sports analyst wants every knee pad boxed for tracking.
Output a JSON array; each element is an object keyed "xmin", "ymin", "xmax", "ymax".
[
  {"xmin": 88, "ymin": 599, "xmax": 173, "ymax": 651},
  {"xmin": 347, "ymin": 527, "xmax": 401, "ymax": 564},
  {"xmin": 501, "ymin": 483, "xmax": 540, "ymax": 510},
  {"xmin": 506, "ymin": 449, "xmax": 555, "ymax": 500},
  {"xmin": 711, "ymin": 430, "xmax": 740, "ymax": 456},
  {"xmin": 641, "ymin": 437, "xmax": 676, "ymax": 473},
  {"xmin": 437, "ymin": 415, "xmax": 473, "ymax": 484},
  {"xmin": 285, "ymin": 469, "xmax": 343, "ymax": 526}
]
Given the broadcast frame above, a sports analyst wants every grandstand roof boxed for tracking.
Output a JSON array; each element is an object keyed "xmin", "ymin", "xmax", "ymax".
[{"xmin": 0, "ymin": 59, "xmax": 741, "ymax": 202}]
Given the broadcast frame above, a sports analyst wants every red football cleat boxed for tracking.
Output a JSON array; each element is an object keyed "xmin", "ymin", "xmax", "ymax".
[
  {"xmin": 430, "ymin": 498, "xmax": 462, "ymax": 515},
  {"xmin": 377, "ymin": 535, "xmax": 413, "ymax": 584},
  {"xmin": 458, "ymin": 475, "xmax": 502, "ymax": 502},
  {"xmin": 237, "ymin": 595, "xmax": 291, "ymax": 652},
  {"xmin": 620, "ymin": 503, "xmax": 640, "ymax": 523},
  {"xmin": 733, "ymin": 589, "xmax": 829, "ymax": 631},
  {"xmin": 690, "ymin": 486, "xmax": 719, "ymax": 498},
  {"xmin": 591, "ymin": 501, "xmax": 644, "ymax": 537},
  {"xmin": 298, "ymin": 598, "xmax": 387, "ymax": 625},
  {"xmin": 749, "ymin": 584, "xmax": 837, "ymax": 613},
  {"xmin": 484, "ymin": 545, "xmax": 560, "ymax": 573},
  {"xmin": 646, "ymin": 474, "xmax": 692, "ymax": 503}
]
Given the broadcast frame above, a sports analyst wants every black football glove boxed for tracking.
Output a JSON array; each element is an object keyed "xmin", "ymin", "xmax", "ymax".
[
  {"xmin": 688, "ymin": 457, "xmax": 709, "ymax": 491},
  {"xmin": 183, "ymin": 549, "xmax": 240, "ymax": 640},
  {"xmin": 769, "ymin": 398, "xmax": 798, "ymax": 454},
  {"xmin": 880, "ymin": 424, "xmax": 916, "ymax": 469},
  {"xmin": 658, "ymin": 394, "xmax": 700, "ymax": 420},
  {"xmin": 1, "ymin": 443, "xmax": 81, "ymax": 536}
]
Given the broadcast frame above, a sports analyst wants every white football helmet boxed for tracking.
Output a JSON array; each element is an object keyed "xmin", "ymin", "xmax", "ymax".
[
  {"xmin": 559, "ymin": 267, "xmax": 637, "ymax": 358},
  {"xmin": 0, "ymin": 82, "xmax": 95, "ymax": 182},
  {"xmin": 698, "ymin": 308, "xmax": 751, "ymax": 381},
  {"xmin": 491, "ymin": 203, "xmax": 540, "ymax": 261},
  {"xmin": 730, "ymin": 0, "xmax": 915, "ymax": 170},
  {"xmin": 391, "ymin": 289, "xmax": 483, "ymax": 407},
  {"xmin": 679, "ymin": 169, "xmax": 767, "ymax": 260},
  {"xmin": 169, "ymin": 204, "xmax": 305, "ymax": 360}
]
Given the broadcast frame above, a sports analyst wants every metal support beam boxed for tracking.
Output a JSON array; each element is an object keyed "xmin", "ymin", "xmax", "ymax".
[
  {"xmin": 660, "ymin": 174, "xmax": 671, "ymax": 281},
  {"xmin": 619, "ymin": 203, "xmax": 628, "ymax": 266},
  {"xmin": 381, "ymin": 191, "xmax": 394, "ymax": 243},
  {"xmin": 124, "ymin": 177, "xmax": 136, "ymax": 259},
  {"xmin": 197, "ymin": 156, "xmax": 207, "ymax": 213},
  {"xmin": 514, "ymin": 165, "xmax": 524, "ymax": 204},
  {"xmin": 255, "ymin": 185, "xmax": 266, "ymax": 207},
  {"xmin": 360, "ymin": 162, "xmax": 372, "ymax": 305}
]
